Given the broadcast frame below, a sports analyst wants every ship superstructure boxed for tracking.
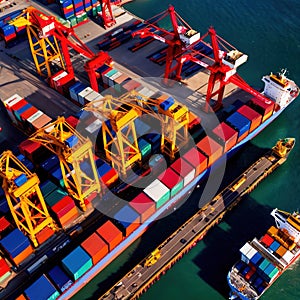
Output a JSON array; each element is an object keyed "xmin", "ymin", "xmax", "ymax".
[{"xmin": 227, "ymin": 209, "xmax": 300, "ymax": 300}]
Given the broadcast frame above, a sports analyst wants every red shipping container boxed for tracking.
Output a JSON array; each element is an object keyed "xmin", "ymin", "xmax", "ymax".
[
  {"xmin": 188, "ymin": 111, "xmax": 201, "ymax": 130},
  {"xmin": 197, "ymin": 136, "xmax": 223, "ymax": 167},
  {"xmin": 251, "ymin": 97, "xmax": 275, "ymax": 114},
  {"xmin": 96, "ymin": 220, "xmax": 123, "ymax": 251},
  {"xmin": 11, "ymin": 99, "xmax": 28, "ymax": 113},
  {"xmin": 260, "ymin": 233, "xmax": 274, "ymax": 247},
  {"xmin": 59, "ymin": 206, "xmax": 79, "ymax": 227},
  {"xmin": 0, "ymin": 257, "xmax": 10, "ymax": 277},
  {"xmin": 183, "ymin": 147, "xmax": 207, "ymax": 176},
  {"xmin": 158, "ymin": 168, "xmax": 182, "ymax": 190},
  {"xmin": 212, "ymin": 122, "xmax": 238, "ymax": 152},
  {"xmin": 51, "ymin": 195, "xmax": 75, "ymax": 218},
  {"xmin": 20, "ymin": 107, "xmax": 38, "ymax": 122},
  {"xmin": 18, "ymin": 139, "xmax": 41, "ymax": 158},
  {"xmin": 81, "ymin": 233, "xmax": 109, "ymax": 265},
  {"xmin": 237, "ymin": 105, "xmax": 262, "ymax": 132},
  {"xmin": 245, "ymin": 267, "xmax": 256, "ymax": 281},
  {"xmin": 100, "ymin": 168, "xmax": 119, "ymax": 187},
  {"xmin": 35, "ymin": 226, "xmax": 55, "ymax": 245},
  {"xmin": 0, "ymin": 216, "xmax": 11, "ymax": 233},
  {"xmin": 66, "ymin": 115, "xmax": 79, "ymax": 128},
  {"xmin": 171, "ymin": 157, "xmax": 194, "ymax": 178},
  {"xmin": 129, "ymin": 193, "xmax": 155, "ymax": 223}
]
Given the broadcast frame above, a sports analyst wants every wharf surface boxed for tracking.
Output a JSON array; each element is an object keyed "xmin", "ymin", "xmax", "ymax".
[{"xmin": 99, "ymin": 144, "xmax": 290, "ymax": 300}]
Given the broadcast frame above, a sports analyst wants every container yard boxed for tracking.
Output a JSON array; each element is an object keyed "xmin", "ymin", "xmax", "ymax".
[{"xmin": 0, "ymin": 1, "xmax": 299, "ymax": 300}]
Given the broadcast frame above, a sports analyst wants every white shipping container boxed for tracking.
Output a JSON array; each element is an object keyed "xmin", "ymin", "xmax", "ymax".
[
  {"xmin": 282, "ymin": 250, "xmax": 294, "ymax": 264},
  {"xmin": 84, "ymin": 91, "xmax": 101, "ymax": 103},
  {"xmin": 109, "ymin": 71, "xmax": 122, "ymax": 87},
  {"xmin": 240, "ymin": 242, "xmax": 253, "ymax": 256},
  {"xmin": 85, "ymin": 119, "xmax": 102, "ymax": 135},
  {"xmin": 2, "ymin": 94, "xmax": 23, "ymax": 109},
  {"xmin": 78, "ymin": 87, "xmax": 93, "ymax": 105},
  {"xmin": 27, "ymin": 110, "xmax": 44, "ymax": 124},
  {"xmin": 52, "ymin": 71, "xmax": 68, "ymax": 82},
  {"xmin": 246, "ymin": 247, "xmax": 257, "ymax": 260},
  {"xmin": 183, "ymin": 169, "xmax": 195, "ymax": 186},
  {"xmin": 143, "ymin": 179, "xmax": 169, "ymax": 203}
]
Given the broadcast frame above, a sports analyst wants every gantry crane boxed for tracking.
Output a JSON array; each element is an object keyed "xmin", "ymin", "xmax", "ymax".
[
  {"xmin": 99, "ymin": 0, "xmax": 116, "ymax": 29},
  {"xmin": 132, "ymin": 5, "xmax": 200, "ymax": 85},
  {"xmin": 0, "ymin": 151, "xmax": 57, "ymax": 247},
  {"xmin": 85, "ymin": 90, "xmax": 190, "ymax": 174},
  {"xmin": 29, "ymin": 117, "xmax": 100, "ymax": 211},
  {"xmin": 11, "ymin": 6, "xmax": 112, "ymax": 92}
]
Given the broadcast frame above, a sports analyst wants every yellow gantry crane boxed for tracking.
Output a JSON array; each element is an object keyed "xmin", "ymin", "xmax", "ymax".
[
  {"xmin": 0, "ymin": 151, "xmax": 57, "ymax": 247},
  {"xmin": 85, "ymin": 90, "xmax": 190, "ymax": 174},
  {"xmin": 85, "ymin": 95, "xmax": 143, "ymax": 176},
  {"xmin": 29, "ymin": 117, "xmax": 100, "ymax": 211}
]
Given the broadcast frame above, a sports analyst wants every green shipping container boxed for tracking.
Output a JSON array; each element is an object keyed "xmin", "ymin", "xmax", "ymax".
[
  {"xmin": 268, "ymin": 267, "xmax": 279, "ymax": 279},
  {"xmin": 259, "ymin": 259, "xmax": 270, "ymax": 272},
  {"xmin": 45, "ymin": 188, "xmax": 67, "ymax": 207},
  {"xmin": 171, "ymin": 181, "xmax": 183, "ymax": 197},
  {"xmin": 96, "ymin": 5, "xmax": 102, "ymax": 13},
  {"xmin": 156, "ymin": 190, "xmax": 170, "ymax": 208},
  {"xmin": 92, "ymin": 7, "xmax": 98, "ymax": 17},
  {"xmin": 41, "ymin": 181, "xmax": 58, "ymax": 198},
  {"xmin": 48, "ymin": 291, "xmax": 60, "ymax": 300},
  {"xmin": 68, "ymin": 16, "xmax": 77, "ymax": 27}
]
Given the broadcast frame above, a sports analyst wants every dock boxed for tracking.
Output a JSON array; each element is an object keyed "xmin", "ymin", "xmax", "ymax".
[{"xmin": 99, "ymin": 140, "xmax": 293, "ymax": 300}]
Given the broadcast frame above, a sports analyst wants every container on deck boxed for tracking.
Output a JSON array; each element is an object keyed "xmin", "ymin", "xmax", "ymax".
[
  {"xmin": 225, "ymin": 111, "xmax": 251, "ymax": 142},
  {"xmin": 171, "ymin": 157, "xmax": 195, "ymax": 186},
  {"xmin": 81, "ymin": 233, "xmax": 109, "ymax": 265},
  {"xmin": 158, "ymin": 167, "xmax": 183, "ymax": 197},
  {"xmin": 129, "ymin": 193, "xmax": 156, "ymax": 223},
  {"xmin": 249, "ymin": 97, "xmax": 275, "ymax": 122},
  {"xmin": 143, "ymin": 179, "xmax": 170, "ymax": 208},
  {"xmin": 212, "ymin": 122, "xmax": 238, "ymax": 152},
  {"xmin": 24, "ymin": 274, "xmax": 60, "ymax": 300},
  {"xmin": 96, "ymin": 220, "xmax": 122, "ymax": 252},
  {"xmin": 183, "ymin": 147, "xmax": 208, "ymax": 176},
  {"xmin": 237, "ymin": 105, "xmax": 262, "ymax": 132},
  {"xmin": 48, "ymin": 265, "xmax": 73, "ymax": 293},
  {"xmin": 62, "ymin": 246, "xmax": 93, "ymax": 281}
]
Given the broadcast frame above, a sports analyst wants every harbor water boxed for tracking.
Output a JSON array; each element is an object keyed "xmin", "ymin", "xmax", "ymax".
[{"xmin": 70, "ymin": 0, "xmax": 300, "ymax": 299}]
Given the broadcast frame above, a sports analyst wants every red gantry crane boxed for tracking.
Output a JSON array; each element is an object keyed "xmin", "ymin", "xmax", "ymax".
[
  {"xmin": 99, "ymin": 0, "xmax": 116, "ymax": 29},
  {"xmin": 11, "ymin": 6, "xmax": 112, "ymax": 92}
]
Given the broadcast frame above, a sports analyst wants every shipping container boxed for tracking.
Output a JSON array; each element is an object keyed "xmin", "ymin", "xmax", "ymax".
[
  {"xmin": 212, "ymin": 122, "xmax": 238, "ymax": 152},
  {"xmin": 44, "ymin": 188, "xmax": 68, "ymax": 207},
  {"xmin": 129, "ymin": 193, "xmax": 156, "ymax": 223},
  {"xmin": 196, "ymin": 136, "xmax": 223, "ymax": 167},
  {"xmin": 269, "ymin": 240, "xmax": 281, "ymax": 252},
  {"xmin": 0, "ymin": 257, "xmax": 10, "ymax": 278},
  {"xmin": 237, "ymin": 105, "xmax": 262, "ymax": 132},
  {"xmin": 275, "ymin": 245, "xmax": 287, "ymax": 257},
  {"xmin": 35, "ymin": 226, "xmax": 55, "ymax": 245},
  {"xmin": 158, "ymin": 167, "xmax": 183, "ymax": 197},
  {"xmin": 40, "ymin": 180, "xmax": 59, "ymax": 198},
  {"xmin": 58, "ymin": 207, "xmax": 80, "ymax": 228},
  {"xmin": 96, "ymin": 159, "xmax": 119, "ymax": 187},
  {"xmin": 62, "ymin": 246, "xmax": 93, "ymax": 281},
  {"xmin": 48, "ymin": 265, "xmax": 73, "ymax": 293},
  {"xmin": 96, "ymin": 220, "xmax": 123, "ymax": 251},
  {"xmin": 182, "ymin": 147, "xmax": 207, "ymax": 176},
  {"xmin": 170, "ymin": 157, "xmax": 195, "ymax": 186},
  {"xmin": 226, "ymin": 111, "xmax": 251, "ymax": 140},
  {"xmin": 51, "ymin": 195, "xmax": 75, "ymax": 218},
  {"xmin": 81, "ymin": 233, "xmax": 109, "ymax": 265},
  {"xmin": 30, "ymin": 114, "xmax": 52, "ymax": 130},
  {"xmin": 143, "ymin": 179, "xmax": 170, "ymax": 208},
  {"xmin": 249, "ymin": 97, "xmax": 275, "ymax": 121},
  {"xmin": 24, "ymin": 274, "xmax": 60, "ymax": 300},
  {"xmin": 114, "ymin": 205, "xmax": 141, "ymax": 236}
]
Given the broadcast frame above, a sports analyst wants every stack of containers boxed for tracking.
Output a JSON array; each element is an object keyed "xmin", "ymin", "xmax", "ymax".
[
  {"xmin": 237, "ymin": 105, "xmax": 262, "ymax": 132},
  {"xmin": 1, "ymin": 94, "xmax": 23, "ymax": 124},
  {"xmin": 0, "ymin": 216, "xmax": 12, "ymax": 238},
  {"xmin": 260, "ymin": 233, "xmax": 274, "ymax": 248},
  {"xmin": 171, "ymin": 157, "xmax": 195, "ymax": 186},
  {"xmin": 83, "ymin": 89, "xmax": 104, "ymax": 104},
  {"xmin": 103, "ymin": 69, "xmax": 118, "ymax": 87},
  {"xmin": 27, "ymin": 111, "xmax": 52, "ymax": 132},
  {"xmin": 113, "ymin": 74, "xmax": 130, "ymax": 94},
  {"xmin": 96, "ymin": 220, "xmax": 123, "ymax": 251},
  {"xmin": 97, "ymin": 65, "xmax": 113, "ymax": 88},
  {"xmin": 51, "ymin": 195, "xmax": 79, "ymax": 227},
  {"xmin": 225, "ymin": 112, "xmax": 251, "ymax": 142},
  {"xmin": 188, "ymin": 111, "xmax": 201, "ymax": 131},
  {"xmin": 69, "ymin": 81, "xmax": 88, "ymax": 104},
  {"xmin": 58, "ymin": 0, "xmax": 75, "ymax": 20},
  {"xmin": 138, "ymin": 137, "xmax": 152, "ymax": 161},
  {"xmin": 0, "ymin": 256, "xmax": 11, "ymax": 283},
  {"xmin": 35, "ymin": 226, "xmax": 55, "ymax": 246},
  {"xmin": 0, "ymin": 229, "xmax": 33, "ymax": 266},
  {"xmin": 43, "ymin": 187, "xmax": 67, "ymax": 207},
  {"xmin": 134, "ymin": 118, "xmax": 151, "ymax": 137},
  {"xmin": 49, "ymin": 70, "xmax": 75, "ymax": 96},
  {"xmin": 40, "ymin": 155, "xmax": 60, "ymax": 178},
  {"xmin": 0, "ymin": 187, "xmax": 9, "ymax": 215},
  {"xmin": 96, "ymin": 159, "xmax": 118, "ymax": 187},
  {"xmin": 197, "ymin": 136, "xmax": 223, "ymax": 167},
  {"xmin": 129, "ymin": 193, "xmax": 156, "ymax": 223},
  {"xmin": 212, "ymin": 122, "xmax": 238, "ymax": 152},
  {"xmin": 16, "ymin": 154, "xmax": 34, "ymax": 172},
  {"xmin": 89, "ymin": 0, "xmax": 101, "ymax": 17},
  {"xmin": 183, "ymin": 147, "xmax": 208, "ymax": 177},
  {"xmin": 158, "ymin": 168, "xmax": 183, "ymax": 197},
  {"xmin": 143, "ymin": 179, "xmax": 170, "ymax": 209},
  {"xmin": 0, "ymin": 24, "xmax": 16, "ymax": 44},
  {"xmin": 268, "ymin": 240, "xmax": 281, "ymax": 253},
  {"xmin": 62, "ymin": 246, "xmax": 93, "ymax": 281},
  {"xmin": 144, "ymin": 132, "xmax": 161, "ymax": 154},
  {"xmin": 24, "ymin": 274, "xmax": 60, "ymax": 300},
  {"xmin": 81, "ymin": 233, "xmax": 109, "ymax": 265},
  {"xmin": 122, "ymin": 79, "xmax": 142, "ymax": 93},
  {"xmin": 48, "ymin": 265, "xmax": 73, "ymax": 293},
  {"xmin": 275, "ymin": 245, "xmax": 287, "ymax": 258},
  {"xmin": 249, "ymin": 97, "xmax": 275, "ymax": 122},
  {"xmin": 113, "ymin": 205, "xmax": 140, "ymax": 236}
]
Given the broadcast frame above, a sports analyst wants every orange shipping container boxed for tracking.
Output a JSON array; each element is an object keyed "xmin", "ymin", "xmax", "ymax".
[
  {"xmin": 81, "ymin": 233, "xmax": 109, "ymax": 265},
  {"xmin": 212, "ymin": 122, "xmax": 238, "ymax": 152},
  {"xmin": 96, "ymin": 220, "xmax": 123, "ymax": 251},
  {"xmin": 36, "ymin": 226, "xmax": 55, "ymax": 245},
  {"xmin": 196, "ymin": 136, "xmax": 223, "ymax": 167},
  {"xmin": 276, "ymin": 245, "xmax": 287, "ymax": 257},
  {"xmin": 15, "ymin": 295, "xmax": 27, "ymax": 300},
  {"xmin": 13, "ymin": 244, "xmax": 33, "ymax": 266},
  {"xmin": 237, "ymin": 105, "xmax": 262, "ymax": 132},
  {"xmin": 129, "ymin": 193, "xmax": 156, "ymax": 223},
  {"xmin": 237, "ymin": 131, "xmax": 249, "ymax": 143},
  {"xmin": 183, "ymin": 147, "xmax": 208, "ymax": 176},
  {"xmin": 31, "ymin": 114, "xmax": 52, "ymax": 130},
  {"xmin": 58, "ymin": 206, "xmax": 80, "ymax": 227}
]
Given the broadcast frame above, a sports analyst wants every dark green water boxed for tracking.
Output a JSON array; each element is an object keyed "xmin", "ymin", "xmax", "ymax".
[{"xmin": 73, "ymin": 1, "xmax": 300, "ymax": 299}]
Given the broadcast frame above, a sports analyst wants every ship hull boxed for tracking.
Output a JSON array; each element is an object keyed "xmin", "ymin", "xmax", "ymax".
[{"xmin": 59, "ymin": 102, "xmax": 292, "ymax": 299}]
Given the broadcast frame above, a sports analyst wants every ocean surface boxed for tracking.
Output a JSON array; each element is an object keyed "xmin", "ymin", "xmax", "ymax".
[{"xmin": 74, "ymin": 0, "xmax": 300, "ymax": 299}]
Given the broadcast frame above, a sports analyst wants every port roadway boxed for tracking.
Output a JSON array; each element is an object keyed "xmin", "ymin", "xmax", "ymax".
[{"xmin": 99, "ymin": 146, "xmax": 289, "ymax": 300}]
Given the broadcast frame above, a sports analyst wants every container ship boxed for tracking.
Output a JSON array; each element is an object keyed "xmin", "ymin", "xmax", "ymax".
[
  {"xmin": 0, "ymin": 2, "xmax": 299, "ymax": 300},
  {"xmin": 227, "ymin": 208, "xmax": 300, "ymax": 300}
]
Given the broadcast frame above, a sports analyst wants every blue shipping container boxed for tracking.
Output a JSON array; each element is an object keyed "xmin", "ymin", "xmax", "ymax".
[
  {"xmin": 114, "ymin": 205, "xmax": 140, "ymax": 229},
  {"xmin": 0, "ymin": 228, "xmax": 31, "ymax": 258},
  {"xmin": 40, "ymin": 155, "xmax": 60, "ymax": 173},
  {"xmin": 159, "ymin": 96, "xmax": 174, "ymax": 111},
  {"xmin": 48, "ymin": 265, "xmax": 73, "ymax": 293},
  {"xmin": 25, "ymin": 274, "xmax": 59, "ymax": 300},
  {"xmin": 226, "ymin": 111, "xmax": 251, "ymax": 137},
  {"xmin": 14, "ymin": 174, "xmax": 28, "ymax": 187},
  {"xmin": 250, "ymin": 252, "xmax": 263, "ymax": 266},
  {"xmin": 269, "ymin": 240, "xmax": 281, "ymax": 252},
  {"xmin": 65, "ymin": 135, "xmax": 79, "ymax": 148}
]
